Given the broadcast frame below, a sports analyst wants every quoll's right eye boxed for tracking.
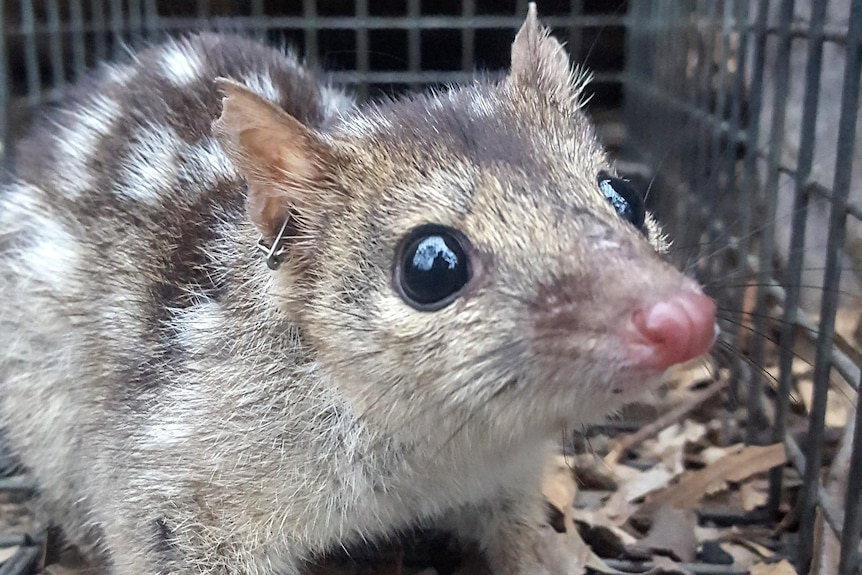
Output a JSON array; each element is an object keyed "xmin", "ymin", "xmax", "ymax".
[
  {"xmin": 395, "ymin": 224, "xmax": 472, "ymax": 311},
  {"xmin": 597, "ymin": 171, "xmax": 647, "ymax": 233}
]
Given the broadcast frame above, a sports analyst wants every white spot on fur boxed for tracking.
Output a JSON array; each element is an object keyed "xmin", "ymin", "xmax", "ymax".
[
  {"xmin": 160, "ymin": 42, "xmax": 204, "ymax": 86},
  {"xmin": 117, "ymin": 124, "xmax": 181, "ymax": 204},
  {"xmin": 52, "ymin": 95, "xmax": 121, "ymax": 196},
  {"xmin": 103, "ymin": 62, "xmax": 135, "ymax": 86},
  {"xmin": 21, "ymin": 217, "xmax": 79, "ymax": 289},
  {"xmin": 337, "ymin": 110, "xmax": 392, "ymax": 138},
  {"xmin": 171, "ymin": 299, "xmax": 225, "ymax": 354},
  {"xmin": 183, "ymin": 137, "xmax": 236, "ymax": 186},
  {"xmin": 1, "ymin": 181, "xmax": 41, "ymax": 216},
  {"xmin": 468, "ymin": 93, "xmax": 496, "ymax": 119},
  {"xmin": 318, "ymin": 85, "xmax": 355, "ymax": 121},
  {"xmin": 142, "ymin": 421, "xmax": 193, "ymax": 448},
  {"xmin": 242, "ymin": 71, "xmax": 281, "ymax": 103}
]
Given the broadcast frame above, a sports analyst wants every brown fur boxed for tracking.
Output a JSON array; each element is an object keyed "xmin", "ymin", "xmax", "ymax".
[{"xmin": 1, "ymin": 5, "xmax": 698, "ymax": 574}]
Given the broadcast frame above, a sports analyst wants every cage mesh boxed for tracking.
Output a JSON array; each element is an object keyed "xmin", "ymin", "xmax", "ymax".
[
  {"xmin": 626, "ymin": 2, "xmax": 862, "ymax": 573},
  {"xmin": 0, "ymin": 0, "xmax": 627, "ymax": 153}
]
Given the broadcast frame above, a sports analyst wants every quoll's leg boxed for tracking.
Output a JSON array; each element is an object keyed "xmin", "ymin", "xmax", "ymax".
[
  {"xmin": 446, "ymin": 489, "xmax": 549, "ymax": 575},
  {"xmin": 448, "ymin": 489, "xmax": 588, "ymax": 575}
]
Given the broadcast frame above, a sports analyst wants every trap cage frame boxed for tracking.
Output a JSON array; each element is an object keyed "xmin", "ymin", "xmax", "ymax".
[{"xmin": 0, "ymin": 0, "xmax": 860, "ymax": 574}]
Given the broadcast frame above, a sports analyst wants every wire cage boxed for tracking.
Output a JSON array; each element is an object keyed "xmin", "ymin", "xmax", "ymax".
[
  {"xmin": 0, "ymin": 0, "xmax": 860, "ymax": 574},
  {"xmin": 626, "ymin": 2, "xmax": 862, "ymax": 574}
]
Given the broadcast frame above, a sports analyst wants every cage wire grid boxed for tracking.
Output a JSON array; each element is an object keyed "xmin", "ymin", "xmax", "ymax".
[{"xmin": 0, "ymin": 0, "xmax": 861, "ymax": 574}]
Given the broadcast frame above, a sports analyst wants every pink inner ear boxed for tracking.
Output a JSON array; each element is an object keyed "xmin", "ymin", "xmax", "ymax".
[{"xmin": 213, "ymin": 79, "xmax": 329, "ymax": 238}]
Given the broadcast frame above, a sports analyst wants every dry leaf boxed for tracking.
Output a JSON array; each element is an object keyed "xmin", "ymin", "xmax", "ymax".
[
  {"xmin": 661, "ymin": 359, "xmax": 714, "ymax": 390},
  {"xmin": 640, "ymin": 444, "xmax": 786, "ymax": 513},
  {"xmin": 634, "ymin": 508, "xmax": 697, "ymax": 563},
  {"xmin": 622, "ymin": 467, "xmax": 675, "ymax": 502},
  {"xmin": 796, "ymin": 379, "xmax": 849, "ymax": 427},
  {"xmin": 601, "ymin": 489, "xmax": 637, "ymax": 525},
  {"xmin": 811, "ymin": 508, "xmax": 840, "ymax": 575},
  {"xmin": 750, "ymin": 559, "xmax": 799, "ymax": 575},
  {"xmin": 719, "ymin": 541, "xmax": 762, "ymax": 570},
  {"xmin": 538, "ymin": 525, "xmax": 648, "ymax": 575},
  {"xmin": 726, "ymin": 528, "xmax": 775, "ymax": 558},
  {"xmin": 542, "ymin": 454, "xmax": 577, "ymax": 517},
  {"xmin": 700, "ymin": 445, "xmax": 736, "ymax": 465},
  {"xmin": 0, "ymin": 546, "xmax": 19, "ymax": 564},
  {"xmin": 740, "ymin": 481, "xmax": 767, "ymax": 512},
  {"xmin": 572, "ymin": 509, "xmax": 638, "ymax": 546}
]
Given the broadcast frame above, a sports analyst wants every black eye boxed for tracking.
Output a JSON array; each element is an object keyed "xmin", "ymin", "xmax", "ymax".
[
  {"xmin": 597, "ymin": 171, "xmax": 646, "ymax": 232},
  {"xmin": 395, "ymin": 224, "xmax": 471, "ymax": 311}
]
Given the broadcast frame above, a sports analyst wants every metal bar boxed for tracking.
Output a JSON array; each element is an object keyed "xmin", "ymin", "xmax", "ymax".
[
  {"xmin": 662, "ymin": 16, "xmax": 848, "ymax": 43},
  {"xmin": 700, "ymin": 0, "xmax": 726, "ymax": 289},
  {"xmin": 0, "ymin": 0, "xmax": 6, "ymax": 152},
  {"xmin": 735, "ymin": 0, "xmax": 769, "ymax": 435},
  {"xmin": 127, "ymin": 14, "xmax": 624, "ymax": 32},
  {"xmin": 407, "ymin": 0, "xmax": 420, "ymax": 91},
  {"xmin": 603, "ymin": 559, "xmax": 747, "ymax": 575},
  {"xmin": 9, "ymin": 70, "xmax": 619, "ymax": 111},
  {"xmin": 748, "ymin": 0, "xmax": 795, "ymax": 446},
  {"xmin": 839, "ymin": 373, "xmax": 862, "ymax": 575},
  {"xmin": 46, "ymin": 0, "xmax": 65, "ymax": 91},
  {"xmin": 769, "ymin": 0, "xmax": 827, "ymax": 518},
  {"xmin": 673, "ymin": 4, "xmax": 701, "ymax": 264},
  {"xmin": 323, "ymin": 70, "xmax": 618, "ymax": 85},
  {"xmin": 798, "ymin": 0, "xmax": 862, "ymax": 569},
  {"xmin": 726, "ymin": 0, "xmax": 752, "ymax": 411},
  {"xmin": 197, "ymin": 0, "xmax": 212, "ymax": 32},
  {"xmin": 303, "ymin": 0, "xmax": 318, "ymax": 65},
  {"xmin": 129, "ymin": 0, "xmax": 143, "ymax": 45},
  {"xmin": 20, "ymin": 0, "xmax": 41, "ymax": 107},
  {"xmin": 708, "ymin": 0, "xmax": 732, "ymax": 225},
  {"xmin": 692, "ymin": 0, "xmax": 716, "ymax": 235},
  {"xmin": 784, "ymin": 433, "xmax": 845, "ymax": 539},
  {"xmin": 251, "ymin": 0, "xmax": 264, "ymax": 41},
  {"xmin": 461, "ymin": 0, "xmax": 475, "ymax": 73},
  {"xmin": 568, "ymin": 0, "xmax": 583, "ymax": 64},
  {"xmin": 109, "ymin": 0, "xmax": 125, "ymax": 58},
  {"xmin": 91, "ymin": 0, "xmax": 107, "ymax": 62},
  {"xmin": 69, "ymin": 0, "xmax": 87, "ymax": 78},
  {"xmin": 142, "ymin": 0, "xmax": 159, "ymax": 40},
  {"xmin": 355, "ymin": 0, "xmax": 369, "ymax": 100}
]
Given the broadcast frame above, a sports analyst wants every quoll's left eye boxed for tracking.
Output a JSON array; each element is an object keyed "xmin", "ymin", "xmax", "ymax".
[
  {"xmin": 395, "ymin": 224, "xmax": 472, "ymax": 311},
  {"xmin": 597, "ymin": 171, "xmax": 646, "ymax": 232}
]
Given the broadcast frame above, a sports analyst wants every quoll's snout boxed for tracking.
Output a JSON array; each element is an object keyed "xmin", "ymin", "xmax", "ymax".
[{"xmin": 624, "ymin": 281, "xmax": 717, "ymax": 371}]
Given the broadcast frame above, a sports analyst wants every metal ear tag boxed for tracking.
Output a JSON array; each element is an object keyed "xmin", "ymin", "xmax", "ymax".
[{"xmin": 256, "ymin": 218, "xmax": 290, "ymax": 270}]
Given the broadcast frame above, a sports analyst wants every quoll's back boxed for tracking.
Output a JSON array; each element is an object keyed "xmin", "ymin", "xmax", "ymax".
[{"xmin": 0, "ymin": 6, "xmax": 715, "ymax": 574}]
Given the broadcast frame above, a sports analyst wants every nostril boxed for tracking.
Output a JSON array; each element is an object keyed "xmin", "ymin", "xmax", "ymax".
[{"xmin": 626, "ymin": 292, "xmax": 717, "ymax": 370}]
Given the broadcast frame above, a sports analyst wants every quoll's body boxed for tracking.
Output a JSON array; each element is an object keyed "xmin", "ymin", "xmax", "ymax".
[{"xmin": 0, "ymin": 6, "xmax": 716, "ymax": 574}]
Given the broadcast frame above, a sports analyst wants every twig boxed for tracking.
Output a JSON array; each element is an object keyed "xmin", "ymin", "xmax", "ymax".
[{"xmin": 604, "ymin": 372, "xmax": 730, "ymax": 467}]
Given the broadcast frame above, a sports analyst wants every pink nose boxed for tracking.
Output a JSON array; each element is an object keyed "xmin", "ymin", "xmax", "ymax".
[{"xmin": 626, "ymin": 291, "xmax": 717, "ymax": 370}]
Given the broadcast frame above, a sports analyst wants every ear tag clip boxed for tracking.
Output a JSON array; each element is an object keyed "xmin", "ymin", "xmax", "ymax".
[{"xmin": 256, "ymin": 218, "xmax": 290, "ymax": 271}]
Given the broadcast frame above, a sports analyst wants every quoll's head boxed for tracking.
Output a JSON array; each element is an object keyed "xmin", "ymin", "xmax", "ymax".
[{"xmin": 214, "ymin": 4, "xmax": 716, "ymax": 439}]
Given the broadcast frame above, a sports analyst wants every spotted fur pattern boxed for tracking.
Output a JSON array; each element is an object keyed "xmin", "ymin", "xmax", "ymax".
[{"xmin": 0, "ymin": 7, "xmax": 696, "ymax": 575}]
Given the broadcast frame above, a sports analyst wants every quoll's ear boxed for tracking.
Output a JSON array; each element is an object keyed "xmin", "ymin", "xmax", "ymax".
[
  {"xmin": 509, "ymin": 3, "xmax": 588, "ymax": 106},
  {"xmin": 212, "ymin": 78, "xmax": 336, "ymax": 241}
]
